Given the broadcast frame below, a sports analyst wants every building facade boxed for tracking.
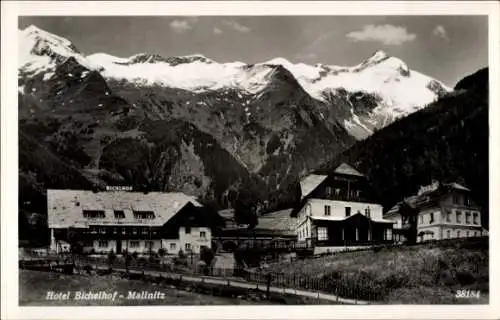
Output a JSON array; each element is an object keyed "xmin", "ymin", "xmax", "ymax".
[
  {"xmin": 47, "ymin": 189, "xmax": 213, "ymax": 255},
  {"xmin": 292, "ymin": 163, "xmax": 395, "ymax": 254},
  {"xmin": 385, "ymin": 181, "xmax": 485, "ymax": 243}
]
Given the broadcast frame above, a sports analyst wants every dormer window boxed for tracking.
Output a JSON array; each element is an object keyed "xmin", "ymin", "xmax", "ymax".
[
  {"xmin": 133, "ymin": 211, "xmax": 155, "ymax": 220},
  {"xmin": 83, "ymin": 210, "xmax": 105, "ymax": 219},
  {"xmin": 114, "ymin": 210, "xmax": 125, "ymax": 219}
]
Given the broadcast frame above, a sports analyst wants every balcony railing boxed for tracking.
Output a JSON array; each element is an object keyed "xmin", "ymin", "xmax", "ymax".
[
  {"xmin": 299, "ymin": 238, "xmax": 394, "ymax": 248},
  {"xmin": 321, "ymin": 194, "xmax": 367, "ymax": 202}
]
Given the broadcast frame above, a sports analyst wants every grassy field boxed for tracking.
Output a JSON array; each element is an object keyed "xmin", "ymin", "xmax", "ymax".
[
  {"xmin": 264, "ymin": 238, "xmax": 489, "ymax": 304},
  {"xmin": 19, "ymin": 270, "xmax": 266, "ymax": 306},
  {"xmin": 19, "ymin": 269, "xmax": 333, "ymax": 305}
]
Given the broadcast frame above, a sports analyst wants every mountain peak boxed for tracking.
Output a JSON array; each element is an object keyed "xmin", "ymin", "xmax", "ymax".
[
  {"xmin": 263, "ymin": 57, "xmax": 292, "ymax": 66},
  {"xmin": 22, "ymin": 24, "xmax": 43, "ymax": 34},
  {"xmin": 20, "ymin": 24, "xmax": 74, "ymax": 48},
  {"xmin": 363, "ymin": 50, "xmax": 390, "ymax": 65}
]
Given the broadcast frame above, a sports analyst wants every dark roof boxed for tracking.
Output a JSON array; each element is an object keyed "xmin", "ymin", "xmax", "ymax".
[
  {"xmin": 257, "ymin": 209, "xmax": 296, "ymax": 233},
  {"xmin": 292, "ymin": 163, "xmax": 368, "ymax": 216},
  {"xmin": 299, "ymin": 174, "xmax": 328, "ymax": 200},
  {"xmin": 47, "ymin": 189, "xmax": 202, "ymax": 228},
  {"xmin": 385, "ymin": 181, "xmax": 474, "ymax": 216},
  {"xmin": 334, "ymin": 163, "xmax": 365, "ymax": 177}
]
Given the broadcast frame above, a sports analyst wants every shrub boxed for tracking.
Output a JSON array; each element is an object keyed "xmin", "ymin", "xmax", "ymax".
[
  {"xmin": 158, "ymin": 248, "xmax": 166, "ymax": 257},
  {"xmin": 178, "ymin": 249, "xmax": 186, "ymax": 259},
  {"xmin": 107, "ymin": 250, "xmax": 117, "ymax": 265},
  {"xmin": 200, "ymin": 246, "xmax": 215, "ymax": 266}
]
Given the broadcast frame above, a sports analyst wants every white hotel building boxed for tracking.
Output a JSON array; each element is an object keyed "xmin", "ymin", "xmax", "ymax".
[{"xmin": 47, "ymin": 189, "xmax": 213, "ymax": 255}]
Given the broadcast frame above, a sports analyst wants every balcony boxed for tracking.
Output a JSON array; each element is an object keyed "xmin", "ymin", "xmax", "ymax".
[
  {"xmin": 302, "ymin": 238, "xmax": 394, "ymax": 247},
  {"xmin": 322, "ymin": 194, "xmax": 367, "ymax": 203}
]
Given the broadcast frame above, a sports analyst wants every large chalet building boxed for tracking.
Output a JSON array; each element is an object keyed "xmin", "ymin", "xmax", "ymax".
[
  {"xmin": 47, "ymin": 189, "xmax": 213, "ymax": 255},
  {"xmin": 384, "ymin": 181, "xmax": 485, "ymax": 243},
  {"xmin": 292, "ymin": 163, "xmax": 395, "ymax": 254}
]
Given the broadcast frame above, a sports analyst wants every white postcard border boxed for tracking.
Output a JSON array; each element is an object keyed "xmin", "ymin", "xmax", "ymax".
[{"xmin": 2, "ymin": 1, "xmax": 499, "ymax": 319}]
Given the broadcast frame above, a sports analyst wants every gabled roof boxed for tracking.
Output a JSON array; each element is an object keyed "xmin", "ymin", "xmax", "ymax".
[
  {"xmin": 47, "ymin": 189, "xmax": 202, "ymax": 228},
  {"xmin": 385, "ymin": 181, "xmax": 475, "ymax": 217},
  {"xmin": 300, "ymin": 174, "xmax": 328, "ymax": 199},
  {"xmin": 257, "ymin": 209, "xmax": 296, "ymax": 233},
  {"xmin": 334, "ymin": 163, "xmax": 365, "ymax": 177},
  {"xmin": 446, "ymin": 182, "xmax": 471, "ymax": 192}
]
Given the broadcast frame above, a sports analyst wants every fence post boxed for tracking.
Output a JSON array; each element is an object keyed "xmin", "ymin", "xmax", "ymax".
[{"xmin": 266, "ymin": 273, "xmax": 271, "ymax": 300}]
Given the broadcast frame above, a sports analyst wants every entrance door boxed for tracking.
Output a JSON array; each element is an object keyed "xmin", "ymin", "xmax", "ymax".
[{"xmin": 116, "ymin": 240, "xmax": 122, "ymax": 254}]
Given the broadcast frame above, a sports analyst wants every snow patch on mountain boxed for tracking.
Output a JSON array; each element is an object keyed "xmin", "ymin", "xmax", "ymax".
[
  {"xmin": 18, "ymin": 25, "xmax": 453, "ymax": 141},
  {"xmin": 19, "ymin": 25, "xmax": 96, "ymax": 74}
]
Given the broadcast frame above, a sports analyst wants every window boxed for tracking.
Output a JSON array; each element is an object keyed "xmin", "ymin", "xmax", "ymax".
[
  {"xmin": 324, "ymin": 205, "xmax": 331, "ymax": 216},
  {"xmin": 141, "ymin": 227, "xmax": 148, "ymax": 235},
  {"xmin": 133, "ymin": 210, "xmax": 155, "ymax": 220},
  {"xmin": 114, "ymin": 210, "xmax": 125, "ymax": 219},
  {"xmin": 335, "ymin": 188, "xmax": 341, "ymax": 196},
  {"xmin": 121, "ymin": 228, "xmax": 126, "ymax": 235},
  {"xmin": 132, "ymin": 228, "xmax": 137, "ymax": 235},
  {"xmin": 419, "ymin": 215, "xmax": 423, "ymax": 224},
  {"xmin": 453, "ymin": 194, "xmax": 461, "ymax": 205},
  {"xmin": 465, "ymin": 212, "xmax": 471, "ymax": 224},
  {"xmin": 466, "ymin": 231, "xmax": 470, "ymax": 237},
  {"xmin": 473, "ymin": 213, "xmax": 478, "ymax": 224},
  {"xmin": 98, "ymin": 240, "xmax": 108, "ymax": 248},
  {"xmin": 83, "ymin": 210, "xmax": 105, "ymax": 219},
  {"xmin": 457, "ymin": 230, "xmax": 461, "ymax": 238},
  {"xmin": 446, "ymin": 209, "xmax": 452, "ymax": 222},
  {"xmin": 456, "ymin": 211, "xmax": 462, "ymax": 223},
  {"xmin": 113, "ymin": 228, "xmax": 117, "ymax": 234},
  {"xmin": 365, "ymin": 207, "xmax": 371, "ymax": 218},
  {"xmin": 429, "ymin": 212, "xmax": 434, "ymax": 224},
  {"xmin": 130, "ymin": 241, "xmax": 140, "ymax": 248},
  {"xmin": 170, "ymin": 243, "xmax": 176, "ymax": 250},
  {"xmin": 200, "ymin": 231, "xmax": 206, "ymax": 238},
  {"xmin": 474, "ymin": 231, "xmax": 478, "ymax": 237},
  {"xmin": 464, "ymin": 196, "xmax": 471, "ymax": 206},
  {"xmin": 446, "ymin": 230, "xmax": 451, "ymax": 239},
  {"xmin": 185, "ymin": 243, "xmax": 191, "ymax": 251},
  {"xmin": 185, "ymin": 226, "xmax": 191, "ymax": 234},
  {"xmin": 345, "ymin": 207, "xmax": 351, "ymax": 217},
  {"xmin": 146, "ymin": 241, "xmax": 154, "ymax": 249},
  {"xmin": 385, "ymin": 229, "xmax": 392, "ymax": 240},
  {"xmin": 90, "ymin": 227, "xmax": 97, "ymax": 234},
  {"xmin": 99, "ymin": 227, "xmax": 106, "ymax": 234},
  {"xmin": 317, "ymin": 227, "xmax": 328, "ymax": 241},
  {"xmin": 325, "ymin": 187, "xmax": 333, "ymax": 197}
]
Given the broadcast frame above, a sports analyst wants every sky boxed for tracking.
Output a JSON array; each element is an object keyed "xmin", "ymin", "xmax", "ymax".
[{"xmin": 19, "ymin": 16, "xmax": 488, "ymax": 86}]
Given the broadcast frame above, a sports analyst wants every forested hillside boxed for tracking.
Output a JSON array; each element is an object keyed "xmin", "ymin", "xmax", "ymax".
[{"xmin": 318, "ymin": 68, "xmax": 489, "ymax": 227}]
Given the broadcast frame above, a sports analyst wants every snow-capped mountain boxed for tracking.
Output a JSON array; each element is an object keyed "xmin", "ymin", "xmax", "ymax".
[
  {"xmin": 18, "ymin": 25, "xmax": 456, "ymax": 214},
  {"xmin": 19, "ymin": 25, "xmax": 451, "ymax": 140}
]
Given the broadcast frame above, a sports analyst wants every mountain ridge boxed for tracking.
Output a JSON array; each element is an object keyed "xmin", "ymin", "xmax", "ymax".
[{"xmin": 17, "ymin": 24, "xmax": 462, "ymax": 226}]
